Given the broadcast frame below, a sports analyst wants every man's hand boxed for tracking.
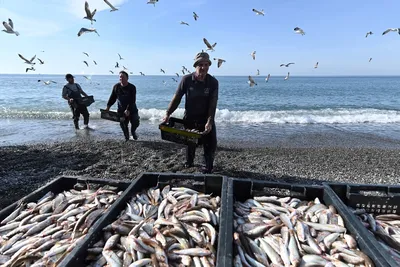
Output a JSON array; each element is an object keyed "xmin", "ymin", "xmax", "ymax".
[
  {"xmin": 204, "ymin": 121, "xmax": 212, "ymax": 134},
  {"xmin": 105, "ymin": 106, "xmax": 110, "ymax": 111},
  {"xmin": 124, "ymin": 110, "xmax": 130, "ymax": 117},
  {"xmin": 161, "ymin": 114, "xmax": 170, "ymax": 124},
  {"xmin": 68, "ymin": 98, "xmax": 74, "ymax": 104}
]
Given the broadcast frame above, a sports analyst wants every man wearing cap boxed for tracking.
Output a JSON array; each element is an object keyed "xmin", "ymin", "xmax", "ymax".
[
  {"xmin": 62, "ymin": 74, "xmax": 90, "ymax": 130},
  {"xmin": 163, "ymin": 52, "xmax": 219, "ymax": 174}
]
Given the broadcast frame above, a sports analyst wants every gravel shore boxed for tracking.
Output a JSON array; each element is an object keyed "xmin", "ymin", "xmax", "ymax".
[{"xmin": 1, "ymin": 138, "xmax": 400, "ymax": 209}]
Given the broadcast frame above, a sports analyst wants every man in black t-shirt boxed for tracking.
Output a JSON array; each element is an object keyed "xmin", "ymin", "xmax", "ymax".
[
  {"xmin": 163, "ymin": 52, "xmax": 219, "ymax": 174},
  {"xmin": 105, "ymin": 71, "xmax": 140, "ymax": 141},
  {"xmin": 62, "ymin": 73, "xmax": 90, "ymax": 130}
]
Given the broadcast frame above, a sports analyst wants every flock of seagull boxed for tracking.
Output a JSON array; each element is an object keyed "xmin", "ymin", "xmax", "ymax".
[{"xmin": 2, "ymin": 1, "xmax": 400, "ymax": 87}]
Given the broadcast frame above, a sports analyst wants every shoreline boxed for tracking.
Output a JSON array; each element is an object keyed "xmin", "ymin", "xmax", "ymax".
[{"xmin": 1, "ymin": 138, "xmax": 400, "ymax": 209}]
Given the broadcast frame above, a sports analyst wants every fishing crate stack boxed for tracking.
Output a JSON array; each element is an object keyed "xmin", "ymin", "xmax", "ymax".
[{"xmin": 0, "ymin": 173, "xmax": 398, "ymax": 267}]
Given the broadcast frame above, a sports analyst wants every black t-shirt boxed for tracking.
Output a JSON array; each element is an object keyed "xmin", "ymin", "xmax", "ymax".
[{"xmin": 107, "ymin": 82, "xmax": 137, "ymax": 112}]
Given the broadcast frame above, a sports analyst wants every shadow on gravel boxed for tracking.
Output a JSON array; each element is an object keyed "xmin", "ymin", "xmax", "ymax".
[{"xmin": 0, "ymin": 145, "xmax": 100, "ymax": 209}]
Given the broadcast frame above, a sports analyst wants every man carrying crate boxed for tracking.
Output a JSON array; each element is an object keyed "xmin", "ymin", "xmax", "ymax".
[
  {"xmin": 162, "ymin": 52, "xmax": 219, "ymax": 174},
  {"xmin": 105, "ymin": 71, "xmax": 140, "ymax": 141}
]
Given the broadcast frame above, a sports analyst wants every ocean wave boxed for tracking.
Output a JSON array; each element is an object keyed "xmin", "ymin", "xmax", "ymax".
[{"xmin": 1, "ymin": 108, "xmax": 400, "ymax": 124}]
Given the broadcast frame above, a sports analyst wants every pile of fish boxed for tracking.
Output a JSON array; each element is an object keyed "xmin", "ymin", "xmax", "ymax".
[
  {"xmin": 351, "ymin": 209, "xmax": 400, "ymax": 265},
  {"xmin": 85, "ymin": 185, "xmax": 220, "ymax": 267},
  {"xmin": 233, "ymin": 195, "xmax": 375, "ymax": 267},
  {"xmin": 0, "ymin": 183, "xmax": 123, "ymax": 267}
]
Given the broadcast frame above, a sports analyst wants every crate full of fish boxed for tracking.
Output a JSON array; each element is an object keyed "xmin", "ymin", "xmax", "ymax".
[
  {"xmin": 221, "ymin": 178, "xmax": 389, "ymax": 267},
  {"xmin": 327, "ymin": 183, "xmax": 400, "ymax": 267},
  {"xmin": 100, "ymin": 109, "xmax": 120, "ymax": 122},
  {"xmin": 0, "ymin": 175, "xmax": 132, "ymax": 267},
  {"xmin": 63, "ymin": 172, "xmax": 228, "ymax": 267},
  {"xmin": 159, "ymin": 117, "xmax": 203, "ymax": 146}
]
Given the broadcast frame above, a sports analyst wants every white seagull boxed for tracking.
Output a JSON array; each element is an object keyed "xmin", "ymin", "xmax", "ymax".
[
  {"xmin": 18, "ymin": 54, "xmax": 36, "ymax": 65},
  {"xmin": 140, "ymin": 72, "xmax": 145, "ymax": 76},
  {"xmin": 284, "ymin": 72, "xmax": 290, "ymax": 80},
  {"xmin": 175, "ymin": 73, "xmax": 179, "ymax": 77},
  {"xmin": 203, "ymin": 38, "xmax": 217, "ymax": 52},
  {"xmin": 172, "ymin": 77, "xmax": 178, "ymax": 82},
  {"xmin": 180, "ymin": 21, "xmax": 189, "ymax": 26},
  {"xmin": 248, "ymin": 76, "xmax": 257, "ymax": 87},
  {"xmin": 104, "ymin": 0, "xmax": 118, "ymax": 11},
  {"xmin": 265, "ymin": 74, "xmax": 270, "ymax": 82},
  {"xmin": 109, "ymin": 70, "xmax": 114, "ymax": 74},
  {"xmin": 77, "ymin": 28, "xmax": 99, "ymax": 37},
  {"xmin": 37, "ymin": 58, "xmax": 44, "ymax": 64},
  {"xmin": 115, "ymin": 62, "xmax": 119, "ymax": 68},
  {"xmin": 181, "ymin": 69, "xmax": 185, "ymax": 75},
  {"xmin": 213, "ymin": 58, "xmax": 226, "ymax": 68},
  {"xmin": 160, "ymin": 69, "xmax": 165, "ymax": 74},
  {"xmin": 294, "ymin": 27, "xmax": 305, "ymax": 35},
  {"xmin": 83, "ymin": 52, "xmax": 89, "ymax": 57},
  {"xmin": 369, "ymin": 57, "xmax": 372, "ymax": 62},
  {"xmin": 93, "ymin": 60, "xmax": 97, "ymax": 65},
  {"xmin": 147, "ymin": 0, "xmax": 158, "ymax": 6},
  {"xmin": 314, "ymin": 62, "xmax": 319, "ymax": 69},
  {"xmin": 2, "ymin": 19, "xmax": 19, "ymax": 36},
  {"xmin": 26, "ymin": 67, "xmax": 35, "ymax": 73},
  {"xmin": 257, "ymin": 69, "xmax": 260, "ymax": 76},
  {"xmin": 84, "ymin": 1, "xmax": 97, "ymax": 24},
  {"xmin": 193, "ymin": 12, "xmax": 199, "ymax": 21},
  {"xmin": 365, "ymin": 31, "xmax": 373, "ymax": 38},
  {"xmin": 83, "ymin": 75, "xmax": 91, "ymax": 80},
  {"xmin": 38, "ymin": 80, "xmax": 56, "ymax": 85},
  {"xmin": 382, "ymin": 28, "xmax": 400, "ymax": 35},
  {"xmin": 123, "ymin": 66, "xmax": 128, "ymax": 70},
  {"xmin": 251, "ymin": 51, "xmax": 256, "ymax": 60},
  {"xmin": 280, "ymin": 62, "xmax": 295, "ymax": 67},
  {"xmin": 83, "ymin": 61, "xmax": 89, "ymax": 67},
  {"xmin": 252, "ymin": 9, "xmax": 265, "ymax": 16},
  {"xmin": 118, "ymin": 53, "xmax": 124, "ymax": 60}
]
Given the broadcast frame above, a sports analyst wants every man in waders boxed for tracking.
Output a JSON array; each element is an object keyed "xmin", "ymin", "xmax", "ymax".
[
  {"xmin": 162, "ymin": 52, "xmax": 219, "ymax": 174},
  {"xmin": 105, "ymin": 71, "xmax": 140, "ymax": 141},
  {"xmin": 62, "ymin": 74, "xmax": 90, "ymax": 130}
]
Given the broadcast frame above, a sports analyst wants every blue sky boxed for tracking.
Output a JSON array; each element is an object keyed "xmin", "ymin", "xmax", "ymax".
[{"xmin": 1, "ymin": 0, "xmax": 400, "ymax": 76}]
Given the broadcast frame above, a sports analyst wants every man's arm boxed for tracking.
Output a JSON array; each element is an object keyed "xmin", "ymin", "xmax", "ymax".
[
  {"xmin": 105, "ymin": 85, "xmax": 117, "ymax": 111},
  {"xmin": 207, "ymin": 79, "xmax": 219, "ymax": 124},
  {"xmin": 165, "ymin": 78, "xmax": 185, "ymax": 117},
  {"xmin": 62, "ymin": 86, "xmax": 72, "ymax": 102},
  {"xmin": 77, "ymin": 84, "xmax": 89, "ymax": 97}
]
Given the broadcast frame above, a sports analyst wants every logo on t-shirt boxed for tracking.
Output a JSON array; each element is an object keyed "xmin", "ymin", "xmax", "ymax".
[{"xmin": 204, "ymin": 88, "xmax": 210, "ymax": 96}]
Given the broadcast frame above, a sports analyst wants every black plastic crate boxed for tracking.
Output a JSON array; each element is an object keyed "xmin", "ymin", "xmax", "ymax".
[
  {"xmin": 100, "ymin": 109, "xmax": 120, "ymax": 122},
  {"xmin": 0, "ymin": 175, "xmax": 132, "ymax": 266},
  {"xmin": 159, "ymin": 117, "xmax": 202, "ymax": 146},
  {"xmin": 221, "ymin": 178, "xmax": 391, "ymax": 267},
  {"xmin": 75, "ymin": 95, "xmax": 95, "ymax": 107},
  {"xmin": 326, "ymin": 182, "xmax": 400, "ymax": 266},
  {"xmin": 61, "ymin": 172, "xmax": 228, "ymax": 267}
]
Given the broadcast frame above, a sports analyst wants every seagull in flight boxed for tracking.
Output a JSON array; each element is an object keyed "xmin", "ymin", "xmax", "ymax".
[
  {"xmin": 84, "ymin": 1, "xmax": 97, "ymax": 24},
  {"xmin": 365, "ymin": 31, "xmax": 373, "ymax": 38},
  {"xmin": 252, "ymin": 9, "xmax": 264, "ymax": 16},
  {"xmin": 83, "ymin": 52, "xmax": 89, "ymax": 57},
  {"xmin": 77, "ymin": 28, "xmax": 99, "ymax": 37},
  {"xmin": 314, "ymin": 62, "xmax": 319, "ymax": 68},
  {"xmin": 118, "ymin": 53, "xmax": 124, "ymax": 60},
  {"xmin": 369, "ymin": 57, "xmax": 372, "ymax": 62},
  {"xmin": 175, "ymin": 73, "xmax": 179, "ymax": 77},
  {"xmin": 115, "ymin": 62, "xmax": 119, "ymax": 68},
  {"xmin": 248, "ymin": 76, "xmax": 257, "ymax": 87},
  {"xmin": 130, "ymin": 72, "xmax": 133, "ymax": 74},
  {"xmin": 160, "ymin": 69, "xmax": 165, "ymax": 74},
  {"xmin": 83, "ymin": 61, "xmax": 89, "ymax": 67},
  {"xmin": 180, "ymin": 21, "xmax": 189, "ymax": 26},
  {"xmin": 172, "ymin": 77, "xmax": 178, "ymax": 82},
  {"xmin": 181, "ymin": 69, "xmax": 185, "ymax": 75},
  {"xmin": 139, "ymin": 72, "xmax": 145, "ymax": 76},
  {"xmin": 193, "ymin": 12, "xmax": 199, "ymax": 21},
  {"xmin": 38, "ymin": 80, "xmax": 56, "ymax": 85},
  {"xmin": 83, "ymin": 75, "xmax": 91, "ymax": 80},
  {"xmin": 104, "ymin": 0, "xmax": 118, "ymax": 11},
  {"xmin": 26, "ymin": 67, "xmax": 35, "ymax": 73},
  {"xmin": 265, "ymin": 74, "xmax": 270, "ymax": 82},
  {"xmin": 123, "ymin": 66, "xmax": 128, "ymax": 70},
  {"xmin": 213, "ymin": 58, "xmax": 226, "ymax": 68},
  {"xmin": 280, "ymin": 62, "xmax": 295, "ymax": 67},
  {"xmin": 2, "ymin": 19, "xmax": 19, "ymax": 36},
  {"xmin": 294, "ymin": 27, "xmax": 305, "ymax": 35},
  {"xmin": 18, "ymin": 54, "xmax": 36, "ymax": 65},
  {"xmin": 251, "ymin": 51, "xmax": 256, "ymax": 60},
  {"xmin": 147, "ymin": 0, "xmax": 158, "ymax": 6},
  {"xmin": 162, "ymin": 80, "xmax": 167, "ymax": 85},
  {"xmin": 382, "ymin": 28, "xmax": 400, "ymax": 35},
  {"xmin": 37, "ymin": 58, "xmax": 44, "ymax": 64},
  {"xmin": 109, "ymin": 70, "xmax": 114, "ymax": 74},
  {"xmin": 284, "ymin": 72, "xmax": 290, "ymax": 80},
  {"xmin": 256, "ymin": 69, "xmax": 260, "ymax": 76},
  {"xmin": 203, "ymin": 38, "xmax": 217, "ymax": 52},
  {"xmin": 93, "ymin": 60, "xmax": 97, "ymax": 65}
]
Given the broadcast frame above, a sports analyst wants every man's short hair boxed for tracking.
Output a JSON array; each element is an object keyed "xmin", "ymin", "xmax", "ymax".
[{"xmin": 119, "ymin": 70, "xmax": 129, "ymax": 79}]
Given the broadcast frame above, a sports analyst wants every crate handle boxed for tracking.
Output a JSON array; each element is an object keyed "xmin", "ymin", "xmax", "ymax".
[{"xmin": 347, "ymin": 185, "xmax": 389, "ymax": 197}]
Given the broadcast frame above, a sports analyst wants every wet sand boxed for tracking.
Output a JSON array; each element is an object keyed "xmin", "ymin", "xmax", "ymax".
[{"xmin": 1, "ymin": 137, "xmax": 400, "ymax": 209}]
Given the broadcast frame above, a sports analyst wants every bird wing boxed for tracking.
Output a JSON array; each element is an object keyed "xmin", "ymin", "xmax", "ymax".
[
  {"xmin": 51, "ymin": 81, "xmax": 57, "ymax": 83},
  {"xmin": 288, "ymin": 63, "xmax": 295, "ymax": 66},
  {"xmin": 8, "ymin": 18, "xmax": 14, "ymax": 29},
  {"xmin": 91, "ymin": 9, "xmax": 97, "ymax": 17},
  {"xmin": 18, "ymin": 54, "xmax": 30, "ymax": 63},
  {"xmin": 38, "ymin": 58, "xmax": 44, "ymax": 64},
  {"xmin": 104, "ymin": 0, "xmax": 117, "ymax": 10},
  {"xmin": 212, "ymin": 42, "xmax": 217, "ymax": 48},
  {"xmin": 252, "ymin": 8, "xmax": 260, "ymax": 14},
  {"xmin": 83, "ymin": 52, "xmax": 89, "ymax": 56},
  {"xmin": 83, "ymin": 61, "xmax": 88, "ymax": 66},
  {"xmin": 84, "ymin": 1, "xmax": 92, "ymax": 17},
  {"xmin": 280, "ymin": 64, "xmax": 285, "ymax": 67},
  {"xmin": 382, "ymin": 29, "xmax": 392, "ymax": 35},
  {"xmin": 203, "ymin": 38, "xmax": 212, "ymax": 49},
  {"xmin": 118, "ymin": 53, "xmax": 123, "ymax": 59},
  {"xmin": 29, "ymin": 55, "xmax": 36, "ymax": 62},
  {"xmin": 3, "ymin": 21, "xmax": 13, "ymax": 32},
  {"xmin": 93, "ymin": 60, "xmax": 97, "ymax": 65},
  {"xmin": 217, "ymin": 60, "xmax": 222, "ymax": 68},
  {"xmin": 294, "ymin": 27, "xmax": 300, "ymax": 31},
  {"xmin": 77, "ymin": 28, "xmax": 86, "ymax": 37},
  {"xmin": 248, "ymin": 75, "xmax": 255, "ymax": 83}
]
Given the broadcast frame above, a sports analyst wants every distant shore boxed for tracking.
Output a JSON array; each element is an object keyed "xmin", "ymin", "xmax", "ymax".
[{"xmin": 1, "ymin": 138, "xmax": 400, "ymax": 209}]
